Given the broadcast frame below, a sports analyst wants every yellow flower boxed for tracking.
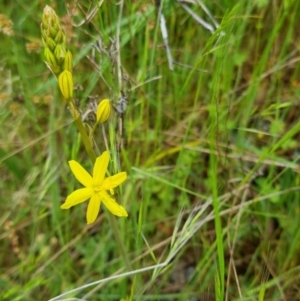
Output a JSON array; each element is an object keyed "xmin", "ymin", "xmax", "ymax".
[
  {"xmin": 96, "ymin": 98, "xmax": 111, "ymax": 123},
  {"xmin": 61, "ymin": 151, "xmax": 128, "ymax": 224}
]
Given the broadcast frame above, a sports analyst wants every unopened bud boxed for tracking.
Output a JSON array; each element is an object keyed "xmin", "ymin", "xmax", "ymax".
[
  {"xmin": 63, "ymin": 50, "xmax": 73, "ymax": 73},
  {"xmin": 54, "ymin": 44, "xmax": 66, "ymax": 64},
  {"xmin": 44, "ymin": 47, "xmax": 60, "ymax": 73},
  {"xmin": 96, "ymin": 99, "xmax": 111, "ymax": 123},
  {"xmin": 54, "ymin": 31, "xmax": 66, "ymax": 46},
  {"xmin": 58, "ymin": 70, "xmax": 73, "ymax": 100},
  {"xmin": 46, "ymin": 37, "xmax": 56, "ymax": 51}
]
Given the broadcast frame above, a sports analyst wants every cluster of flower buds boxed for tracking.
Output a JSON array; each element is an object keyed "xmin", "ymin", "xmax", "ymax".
[
  {"xmin": 41, "ymin": 5, "xmax": 73, "ymax": 100},
  {"xmin": 41, "ymin": 6, "xmax": 111, "ymax": 124}
]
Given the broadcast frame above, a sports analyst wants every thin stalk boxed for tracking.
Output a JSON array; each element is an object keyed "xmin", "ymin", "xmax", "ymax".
[
  {"xmin": 108, "ymin": 213, "xmax": 132, "ymax": 271},
  {"xmin": 102, "ymin": 119, "xmax": 132, "ymax": 271},
  {"xmin": 68, "ymin": 99, "xmax": 97, "ymax": 164}
]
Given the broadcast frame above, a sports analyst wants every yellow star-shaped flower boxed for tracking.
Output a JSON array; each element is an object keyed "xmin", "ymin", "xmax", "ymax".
[{"xmin": 61, "ymin": 151, "xmax": 128, "ymax": 224}]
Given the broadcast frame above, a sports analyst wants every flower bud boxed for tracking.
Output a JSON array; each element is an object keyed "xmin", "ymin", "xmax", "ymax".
[
  {"xmin": 96, "ymin": 99, "xmax": 111, "ymax": 123},
  {"xmin": 46, "ymin": 37, "xmax": 56, "ymax": 51},
  {"xmin": 44, "ymin": 47, "xmax": 60, "ymax": 73},
  {"xmin": 63, "ymin": 50, "xmax": 73, "ymax": 73},
  {"xmin": 41, "ymin": 28, "xmax": 48, "ymax": 43},
  {"xmin": 54, "ymin": 44, "xmax": 66, "ymax": 64},
  {"xmin": 54, "ymin": 31, "xmax": 66, "ymax": 46},
  {"xmin": 58, "ymin": 70, "xmax": 73, "ymax": 100},
  {"xmin": 49, "ymin": 27, "xmax": 57, "ymax": 38}
]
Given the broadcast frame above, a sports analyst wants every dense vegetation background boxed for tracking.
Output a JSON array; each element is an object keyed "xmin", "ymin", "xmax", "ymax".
[{"xmin": 1, "ymin": 0, "xmax": 300, "ymax": 300}]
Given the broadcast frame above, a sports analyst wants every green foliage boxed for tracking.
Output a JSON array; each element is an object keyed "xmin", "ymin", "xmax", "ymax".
[{"xmin": 1, "ymin": 0, "xmax": 300, "ymax": 300}]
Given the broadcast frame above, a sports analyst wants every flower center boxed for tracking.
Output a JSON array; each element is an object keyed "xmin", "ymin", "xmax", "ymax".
[{"xmin": 93, "ymin": 185, "xmax": 102, "ymax": 193}]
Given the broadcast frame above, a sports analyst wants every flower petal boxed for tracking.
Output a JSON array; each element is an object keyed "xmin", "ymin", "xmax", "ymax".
[
  {"xmin": 100, "ymin": 191, "xmax": 128, "ymax": 217},
  {"xmin": 69, "ymin": 160, "xmax": 93, "ymax": 187},
  {"xmin": 86, "ymin": 193, "xmax": 101, "ymax": 224},
  {"xmin": 61, "ymin": 187, "xmax": 93, "ymax": 209},
  {"xmin": 103, "ymin": 172, "xmax": 127, "ymax": 191},
  {"xmin": 93, "ymin": 151, "xmax": 110, "ymax": 186}
]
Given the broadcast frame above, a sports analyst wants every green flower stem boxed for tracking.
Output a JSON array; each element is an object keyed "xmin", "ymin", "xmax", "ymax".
[
  {"xmin": 103, "ymin": 120, "xmax": 131, "ymax": 271},
  {"xmin": 102, "ymin": 124, "xmax": 109, "ymax": 154},
  {"xmin": 108, "ymin": 213, "xmax": 132, "ymax": 271},
  {"xmin": 68, "ymin": 99, "xmax": 96, "ymax": 164}
]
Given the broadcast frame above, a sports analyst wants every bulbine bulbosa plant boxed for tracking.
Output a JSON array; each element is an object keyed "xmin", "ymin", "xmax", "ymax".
[{"xmin": 41, "ymin": 5, "xmax": 127, "ymax": 225}]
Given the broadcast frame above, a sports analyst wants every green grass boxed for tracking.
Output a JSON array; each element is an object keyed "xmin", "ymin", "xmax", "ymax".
[{"xmin": 1, "ymin": 0, "xmax": 300, "ymax": 300}]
